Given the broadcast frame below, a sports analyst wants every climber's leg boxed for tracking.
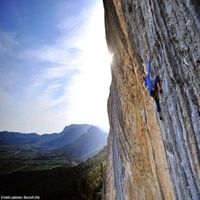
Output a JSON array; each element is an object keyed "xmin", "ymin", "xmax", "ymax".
[
  {"xmin": 155, "ymin": 96, "xmax": 162, "ymax": 120},
  {"xmin": 155, "ymin": 97, "xmax": 161, "ymax": 113},
  {"xmin": 153, "ymin": 76, "xmax": 162, "ymax": 94},
  {"xmin": 151, "ymin": 90, "xmax": 162, "ymax": 120}
]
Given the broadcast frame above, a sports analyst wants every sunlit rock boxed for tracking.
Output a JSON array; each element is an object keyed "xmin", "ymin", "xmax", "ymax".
[{"xmin": 102, "ymin": 0, "xmax": 200, "ymax": 199}]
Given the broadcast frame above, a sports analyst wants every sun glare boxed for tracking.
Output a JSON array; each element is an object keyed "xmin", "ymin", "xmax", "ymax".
[
  {"xmin": 104, "ymin": 51, "xmax": 113, "ymax": 67},
  {"xmin": 65, "ymin": 2, "xmax": 112, "ymax": 131}
]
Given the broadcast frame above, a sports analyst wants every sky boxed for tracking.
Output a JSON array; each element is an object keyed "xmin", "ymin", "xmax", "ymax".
[{"xmin": 0, "ymin": 0, "xmax": 112, "ymax": 134}]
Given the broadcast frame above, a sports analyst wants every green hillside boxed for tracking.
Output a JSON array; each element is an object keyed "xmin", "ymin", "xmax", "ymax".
[{"xmin": 0, "ymin": 147, "xmax": 107, "ymax": 200}]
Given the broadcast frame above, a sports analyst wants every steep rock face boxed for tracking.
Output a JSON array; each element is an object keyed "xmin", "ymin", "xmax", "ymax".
[{"xmin": 103, "ymin": 0, "xmax": 200, "ymax": 200}]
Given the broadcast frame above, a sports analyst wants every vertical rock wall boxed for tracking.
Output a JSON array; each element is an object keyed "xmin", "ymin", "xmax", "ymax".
[{"xmin": 103, "ymin": 0, "xmax": 200, "ymax": 199}]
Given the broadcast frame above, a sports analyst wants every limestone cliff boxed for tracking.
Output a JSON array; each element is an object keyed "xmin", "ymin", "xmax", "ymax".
[{"xmin": 102, "ymin": 0, "xmax": 200, "ymax": 199}]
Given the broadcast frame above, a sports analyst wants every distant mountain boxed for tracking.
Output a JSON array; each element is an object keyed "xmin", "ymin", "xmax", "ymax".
[
  {"xmin": 0, "ymin": 124, "xmax": 92, "ymax": 150},
  {"xmin": 57, "ymin": 126, "xmax": 108, "ymax": 161},
  {"xmin": 41, "ymin": 124, "xmax": 92, "ymax": 150},
  {"xmin": 0, "ymin": 124, "xmax": 108, "ymax": 174},
  {"xmin": 0, "ymin": 131, "xmax": 40, "ymax": 145}
]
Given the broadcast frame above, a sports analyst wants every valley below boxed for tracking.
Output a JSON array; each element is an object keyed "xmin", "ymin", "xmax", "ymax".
[
  {"xmin": 0, "ymin": 124, "xmax": 108, "ymax": 200},
  {"xmin": 0, "ymin": 147, "xmax": 107, "ymax": 200}
]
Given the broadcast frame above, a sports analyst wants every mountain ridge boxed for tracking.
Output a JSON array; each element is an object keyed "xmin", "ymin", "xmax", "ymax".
[
  {"xmin": 0, "ymin": 124, "xmax": 107, "ymax": 150},
  {"xmin": 0, "ymin": 124, "xmax": 108, "ymax": 175}
]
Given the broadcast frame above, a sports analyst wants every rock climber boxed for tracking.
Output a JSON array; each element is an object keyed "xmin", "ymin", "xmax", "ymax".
[{"xmin": 143, "ymin": 53, "xmax": 163, "ymax": 120}]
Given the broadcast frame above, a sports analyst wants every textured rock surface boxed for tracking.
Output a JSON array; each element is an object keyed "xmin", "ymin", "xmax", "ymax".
[{"xmin": 103, "ymin": 0, "xmax": 200, "ymax": 199}]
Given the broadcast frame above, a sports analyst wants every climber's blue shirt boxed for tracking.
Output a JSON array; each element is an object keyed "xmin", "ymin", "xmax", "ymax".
[{"xmin": 145, "ymin": 60, "xmax": 153, "ymax": 95}]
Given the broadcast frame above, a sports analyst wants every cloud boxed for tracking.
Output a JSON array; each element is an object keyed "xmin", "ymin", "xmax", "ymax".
[
  {"xmin": 19, "ymin": 45, "xmax": 80, "ymax": 66},
  {"xmin": 0, "ymin": 31, "xmax": 19, "ymax": 54},
  {"xmin": 63, "ymin": 2, "xmax": 112, "ymax": 130}
]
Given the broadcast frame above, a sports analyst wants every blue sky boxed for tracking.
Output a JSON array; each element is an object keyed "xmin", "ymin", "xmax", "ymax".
[{"xmin": 0, "ymin": 0, "xmax": 112, "ymax": 134}]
